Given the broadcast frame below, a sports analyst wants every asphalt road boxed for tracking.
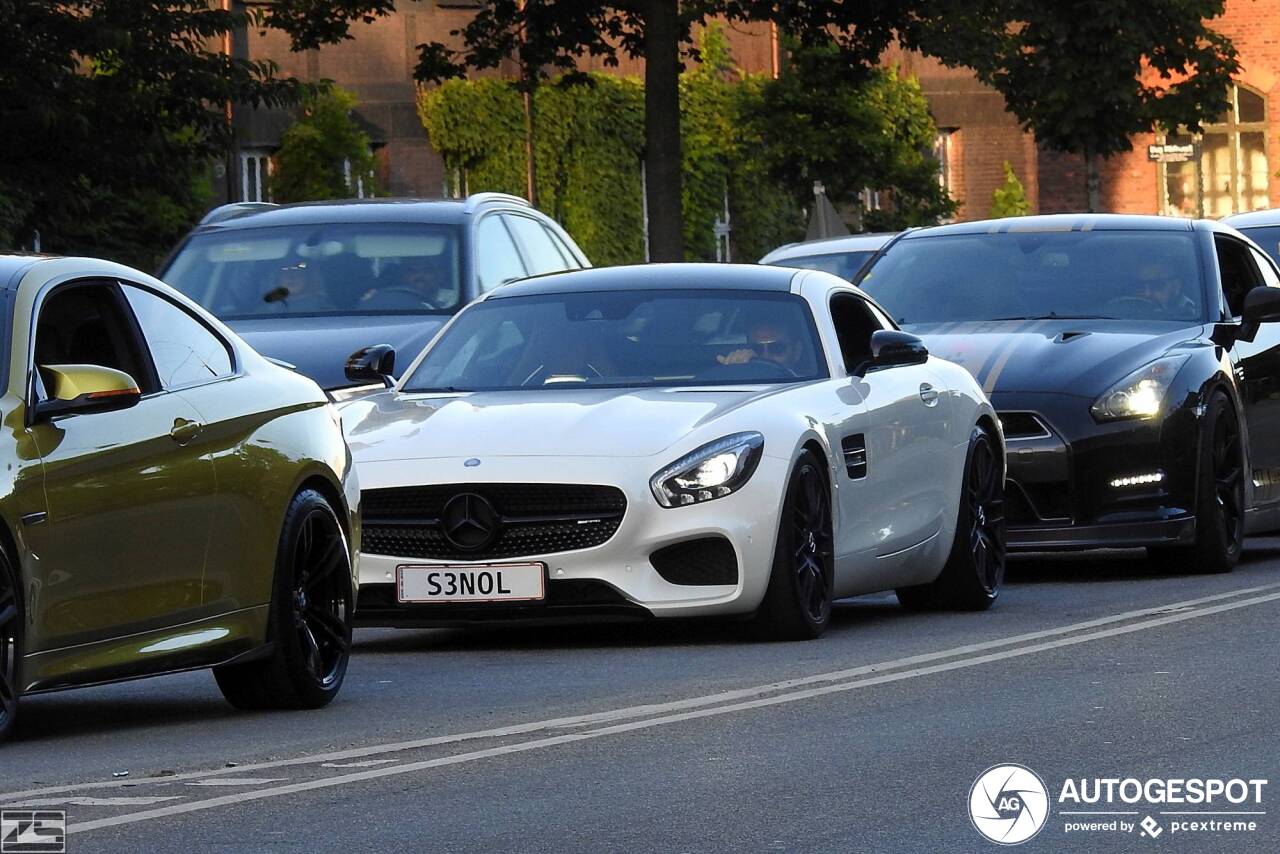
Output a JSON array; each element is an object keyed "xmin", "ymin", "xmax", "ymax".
[{"xmin": 4, "ymin": 541, "xmax": 1280, "ymax": 853}]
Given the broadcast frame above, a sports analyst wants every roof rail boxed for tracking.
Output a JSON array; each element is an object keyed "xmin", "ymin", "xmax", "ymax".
[
  {"xmin": 462, "ymin": 192, "xmax": 530, "ymax": 213},
  {"xmin": 198, "ymin": 202, "xmax": 279, "ymax": 226}
]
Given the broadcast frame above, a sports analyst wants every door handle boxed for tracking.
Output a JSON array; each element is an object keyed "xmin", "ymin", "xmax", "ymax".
[
  {"xmin": 919, "ymin": 383, "xmax": 939, "ymax": 407},
  {"xmin": 170, "ymin": 417, "xmax": 203, "ymax": 444}
]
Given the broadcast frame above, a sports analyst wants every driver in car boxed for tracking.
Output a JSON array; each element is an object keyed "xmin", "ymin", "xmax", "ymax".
[
  {"xmin": 363, "ymin": 256, "xmax": 458, "ymax": 309},
  {"xmin": 1133, "ymin": 260, "xmax": 1197, "ymax": 316},
  {"xmin": 717, "ymin": 320, "xmax": 804, "ymax": 370}
]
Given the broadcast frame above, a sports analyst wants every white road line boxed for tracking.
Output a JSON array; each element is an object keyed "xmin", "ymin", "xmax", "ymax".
[
  {"xmin": 183, "ymin": 778, "xmax": 286, "ymax": 787},
  {"xmin": 65, "ymin": 587, "xmax": 1280, "ymax": 836},
  {"xmin": 4, "ymin": 580, "xmax": 1276, "ymax": 804},
  {"xmin": 3, "ymin": 797, "xmax": 183, "ymax": 808}
]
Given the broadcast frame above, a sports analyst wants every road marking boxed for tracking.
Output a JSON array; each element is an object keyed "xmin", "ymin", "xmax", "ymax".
[
  {"xmin": 3, "ymin": 797, "xmax": 183, "ymax": 808},
  {"xmin": 319, "ymin": 760, "xmax": 399, "ymax": 768},
  {"xmin": 61, "ymin": 586, "xmax": 1280, "ymax": 836},
  {"xmin": 183, "ymin": 778, "xmax": 287, "ymax": 787},
  {"xmin": 3, "ymin": 581, "xmax": 1276, "ymax": 805}
]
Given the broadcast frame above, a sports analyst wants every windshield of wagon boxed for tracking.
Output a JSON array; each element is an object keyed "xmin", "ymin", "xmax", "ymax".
[
  {"xmin": 401, "ymin": 289, "xmax": 828, "ymax": 392},
  {"xmin": 162, "ymin": 222, "xmax": 464, "ymax": 319},
  {"xmin": 1239, "ymin": 225, "xmax": 1280, "ymax": 269},
  {"xmin": 858, "ymin": 230, "xmax": 1207, "ymax": 325},
  {"xmin": 770, "ymin": 250, "xmax": 877, "ymax": 282}
]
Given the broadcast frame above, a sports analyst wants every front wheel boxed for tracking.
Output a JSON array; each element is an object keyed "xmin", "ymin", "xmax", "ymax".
[
  {"xmin": 215, "ymin": 489, "xmax": 354, "ymax": 710},
  {"xmin": 897, "ymin": 424, "xmax": 1006, "ymax": 611},
  {"xmin": 751, "ymin": 450, "xmax": 835, "ymax": 641},
  {"xmin": 0, "ymin": 547, "xmax": 21, "ymax": 742},
  {"xmin": 1148, "ymin": 391, "xmax": 1243, "ymax": 574}
]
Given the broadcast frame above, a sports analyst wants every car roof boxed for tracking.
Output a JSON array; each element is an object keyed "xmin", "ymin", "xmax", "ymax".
[
  {"xmin": 488, "ymin": 263, "xmax": 798, "ymax": 298},
  {"xmin": 190, "ymin": 196, "xmax": 530, "ymax": 233},
  {"xmin": 0, "ymin": 254, "xmax": 53, "ymax": 290},
  {"xmin": 899, "ymin": 213, "xmax": 1198, "ymax": 240},
  {"xmin": 760, "ymin": 233, "xmax": 896, "ymax": 262},
  {"xmin": 1221, "ymin": 208, "xmax": 1280, "ymax": 228}
]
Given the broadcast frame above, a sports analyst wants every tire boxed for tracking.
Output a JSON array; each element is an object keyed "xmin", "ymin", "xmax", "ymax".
[
  {"xmin": 751, "ymin": 450, "xmax": 835, "ymax": 641},
  {"xmin": 0, "ymin": 546, "xmax": 21, "ymax": 743},
  {"xmin": 896, "ymin": 424, "xmax": 1006, "ymax": 611},
  {"xmin": 214, "ymin": 489, "xmax": 354, "ymax": 710},
  {"xmin": 1147, "ymin": 392, "xmax": 1243, "ymax": 574}
]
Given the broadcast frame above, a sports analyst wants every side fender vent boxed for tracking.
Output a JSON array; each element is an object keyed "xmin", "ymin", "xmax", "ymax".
[{"xmin": 841, "ymin": 434, "xmax": 868, "ymax": 479}]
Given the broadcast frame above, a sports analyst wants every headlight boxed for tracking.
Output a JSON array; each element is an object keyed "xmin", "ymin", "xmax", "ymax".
[
  {"xmin": 650, "ymin": 432, "xmax": 764, "ymax": 508},
  {"xmin": 1090, "ymin": 355, "xmax": 1189, "ymax": 422}
]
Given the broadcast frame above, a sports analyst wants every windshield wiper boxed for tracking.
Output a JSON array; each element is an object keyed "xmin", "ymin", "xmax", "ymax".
[{"xmin": 986, "ymin": 313, "xmax": 1117, "ymax": 321}]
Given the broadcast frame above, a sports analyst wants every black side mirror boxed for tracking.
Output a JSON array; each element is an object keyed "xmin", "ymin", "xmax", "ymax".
[
  {"xmin": 868, "ymin": 329, "xmax": 928, "ymax": 370},
  {"xmin": 345, "ymin": 344, "xmax": 396, "ymax": 387},
  {"xmin": 1239, "ymin": 287, "xmax": 1280, "ymax": 342}
]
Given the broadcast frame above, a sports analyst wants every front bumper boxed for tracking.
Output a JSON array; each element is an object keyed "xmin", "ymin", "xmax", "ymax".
[
  {"xmin": 996, "ymin": 391, "xmax": 1202, "ymax": 551},
  {"xmin": 351, "ymin": 453, "xmax": 790, "ymax": 626}
]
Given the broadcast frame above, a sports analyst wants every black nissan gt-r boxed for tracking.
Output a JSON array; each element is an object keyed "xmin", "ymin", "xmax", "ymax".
[{"xmin": 856, "ymin": 214, "xmax": 1280, "ymax": 571}]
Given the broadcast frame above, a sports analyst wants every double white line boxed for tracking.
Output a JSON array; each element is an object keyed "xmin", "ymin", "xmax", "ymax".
[{"xmin": 3, "ymin": 582, "xmax": 1277, "ymax": 836}]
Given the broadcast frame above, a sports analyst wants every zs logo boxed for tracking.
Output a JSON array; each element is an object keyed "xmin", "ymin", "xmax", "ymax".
[{"xmin": 0, "ymin": 811, "xmax": 66, "ymax": 854}]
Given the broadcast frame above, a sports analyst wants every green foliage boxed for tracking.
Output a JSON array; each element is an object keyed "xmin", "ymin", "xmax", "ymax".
[
  {"xmin": 0, "ymin": 0, "xmax": 392, "ymax": 262},
  {"xmin": 990, "ymin": 162, "xmax": 1030, "ymax": 218},
  {"xmin": 272, "ymin": 87, "xmax": 380, "ymax": 203},
  {"xmin": 746, "ymin": 40, "xmax": 955, "ymax": 231}
]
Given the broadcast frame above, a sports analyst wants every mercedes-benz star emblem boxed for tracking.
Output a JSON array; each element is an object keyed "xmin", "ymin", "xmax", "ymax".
[{"xmin": 440, "ymin": 493, "xmax": 501, "ymax": 551}]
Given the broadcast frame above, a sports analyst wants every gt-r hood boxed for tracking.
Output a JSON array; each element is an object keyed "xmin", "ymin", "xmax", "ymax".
[
  {"xmin": 906, "ymin": 319, "xmax": 1204, "ymax": 396},
  {"xmin": 338, "ymin": 386, "xmax": 780, "ymax": 461}
]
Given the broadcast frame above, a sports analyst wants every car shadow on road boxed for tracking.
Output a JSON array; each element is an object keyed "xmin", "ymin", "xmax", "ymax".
[
  {"xmin": 11, "ymin": 693, "xmax": 237, "ymax": 745},
  {"xmin": 1008, "ymin": 535, "xmax": 1280, "ymax": 584}
]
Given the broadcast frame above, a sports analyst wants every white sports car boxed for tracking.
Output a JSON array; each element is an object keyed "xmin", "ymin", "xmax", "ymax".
[{"xmin": 339, "ymin": 264, "xmax": 1005, "ymax": 639}]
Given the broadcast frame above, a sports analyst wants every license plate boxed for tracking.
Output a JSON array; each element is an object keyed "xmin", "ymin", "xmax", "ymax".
[{"xmin": 396, "ymin": 563, "xmax": 546, "ymax": 604}]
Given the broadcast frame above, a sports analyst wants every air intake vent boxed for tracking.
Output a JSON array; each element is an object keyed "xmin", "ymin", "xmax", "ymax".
[
  {"xmin": 650, "ymin": 537, "xmax": 738, "ymax": 586},
  {"xmin": 841, "ymin": 434, "xmax": 868, "ymax": 479},
  {"xmin": 998, "ymin": 412, "xmax": 1051, "ymax": 440}
]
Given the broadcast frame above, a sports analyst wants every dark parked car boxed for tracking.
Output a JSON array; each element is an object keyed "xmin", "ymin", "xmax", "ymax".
[
  {"xmin": 1223, "ymin": 208, "xmax": 1280, "ymax": 269},
  {"xmin": 855, "ymin": 214, "xmax": 1280, "ymax": 571},
  {"xmin": 160, "ymin": 194, "xmax": 590, "ymax": 389}
]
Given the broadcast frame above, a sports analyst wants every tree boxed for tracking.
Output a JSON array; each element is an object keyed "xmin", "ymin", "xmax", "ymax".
[
  {"xmin": 746, "ymin": 39, "xmax": 956, "ymax": 231},
  {"xmin": 989, "ymin": 162, "xmax": 1030, "ymax": 218},
  {"xmin": 0, "ymin": 0, "xmax": 394, "ymax": 266},
  {"xmin": 414, "ymin": 2, "xmax": 915, "ymax": 261},
  {"xmin": 909, "ymin": 0, "xmax": 1239, "ymax": 212},
  {"xmin": 272, "ymin": 87, "xmax": 380, "ymax": 202}
]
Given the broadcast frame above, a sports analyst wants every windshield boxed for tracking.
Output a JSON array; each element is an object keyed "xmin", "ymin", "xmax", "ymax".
[
  {"xmin": 402, "ymin": 289, "xmax": 828, "ymax": 392},
  {"xmin": 1240, "ymin": 225, "xmax": 1280, "ymax": 269},
  {"xmin": 162, "ymin": 222, "xmax": 464, "ymax": 319},
  {"xmin": 771, "ymin": 250, "xmax": 875, "ymax": 282},
  {"xmin": 859, "ymin": 230, "xmax": 1206, "ymax": 325}
]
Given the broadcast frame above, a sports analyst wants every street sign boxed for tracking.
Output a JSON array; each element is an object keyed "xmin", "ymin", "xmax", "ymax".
[{"xmin": 1148, "ymin": 143, "xmax": 1197, "ymax": 163}]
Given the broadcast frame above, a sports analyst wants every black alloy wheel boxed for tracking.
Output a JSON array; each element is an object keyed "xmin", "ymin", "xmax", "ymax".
[
  {"xmin": 290, "ymin": 505, "xmax": 351, "ymax": 689},
  {"xmin": 1210, "ymin": 402, "xmax": 1245, "ymax": 553}
]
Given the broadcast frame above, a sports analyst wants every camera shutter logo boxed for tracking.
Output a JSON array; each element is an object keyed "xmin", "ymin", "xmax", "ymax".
[
  {"xmin": 1, "ymin": 810, "xmax": 66, "ymax": 854},
  {"xmin": 969, "ymin": 764, "xmax": 1051, "ymax": 845}
]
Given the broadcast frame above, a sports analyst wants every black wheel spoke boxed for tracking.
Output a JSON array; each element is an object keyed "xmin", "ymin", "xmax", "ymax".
[{"xmin": 306, "ymin": 605, "xmax": 349, "ymax": 648}]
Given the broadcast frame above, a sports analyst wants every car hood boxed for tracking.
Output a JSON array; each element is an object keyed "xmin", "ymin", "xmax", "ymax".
[
  {"xmin": 338, "ymin": 386, "xmax": 781, "ymax": 461},
  {"xmin": 227, "ymin": 314, "xmax": 448, "ymax": 390},
  {"xmin": 906, "ymin": 319, "xmax": 1205, "ymax": 396}
]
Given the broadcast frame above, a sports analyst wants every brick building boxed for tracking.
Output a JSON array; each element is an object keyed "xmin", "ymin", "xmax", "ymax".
[{"xmin": 227, "ymin": 0, "xmax": 1280, "ymax": 223}]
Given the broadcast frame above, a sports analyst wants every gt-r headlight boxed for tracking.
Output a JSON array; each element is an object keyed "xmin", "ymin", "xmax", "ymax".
[
  {"xmin": 651, "ymin": 432, "xmax": 764, "ymax": 508},
  {"xmin": 1090, "ymin": 355, "xmax": 1189, "ymax": 423}
]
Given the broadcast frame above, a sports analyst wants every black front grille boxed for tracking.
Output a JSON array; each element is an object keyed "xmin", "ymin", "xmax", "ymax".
[
  {"xmin": 362, "ymin": 483, "xmax": 626, "ymax": 560},
  {"xmin": 650, "ymin": 537, "xmax": 738, "ymax": 586}
]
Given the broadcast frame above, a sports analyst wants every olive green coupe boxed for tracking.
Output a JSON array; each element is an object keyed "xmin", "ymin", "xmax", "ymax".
[{"xmin": 0, "ymin": 255, "xmax": 361, "ymax": 742}]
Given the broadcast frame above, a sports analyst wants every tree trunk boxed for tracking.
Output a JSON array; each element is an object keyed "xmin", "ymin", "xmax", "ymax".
[
  {"xmin": 1084, "ymin": 150, "xmax": 1102, "ymax": 213},
  {"xmin": 642, "ymin": 0, "xmax": 683, "ymax": 261}
]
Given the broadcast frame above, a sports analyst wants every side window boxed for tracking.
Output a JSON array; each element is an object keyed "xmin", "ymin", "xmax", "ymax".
[
  {"xmin": 504, "ymin": 214, "xmax": 571, "ymax": 275},
  {"xmin": 1250, "ymin": 248, "xmax": 1280, "ymax": 289},
  {"xmin": 122, "ymin": 285, "xmax": 233, "ymax": 388},
  {"xmin": 34, "ymin": 282, "xmax": 156, "ymax": 394},
  {"xmin": 830, "ymin": 293, "xmax": 885, "ymax": 375},
  {"xmin": 475, "ymin": 215, "xmax": 528, "ymax": 292},
  {"xmin": 545, "ymin": 226, "xmax": 582, "ymax": 269},
  {"xmin": 1215, "ymin": 235, "xmax": 1265, "ymax": 317}
]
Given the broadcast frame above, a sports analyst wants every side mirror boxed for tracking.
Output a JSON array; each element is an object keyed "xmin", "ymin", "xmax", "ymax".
[
  {"xmin": 345, "ymin": 344, "xmax": 396, "ymax": 387},
  {"xmin": 1239, "ymin": 287, "xmax": 1280, "ymax": 342},
  {"xmin": 35, "ymin": 364, "xmax": 142, "ymax": 420},
  {"xmin": 868, "ymin": 329, "xmax": 929, "ymax": 370}
]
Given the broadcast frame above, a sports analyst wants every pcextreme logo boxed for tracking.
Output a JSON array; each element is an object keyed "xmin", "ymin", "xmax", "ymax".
[{"xmin": 969, "ymin": 764, "xmax": 1052, "ymax": 845}]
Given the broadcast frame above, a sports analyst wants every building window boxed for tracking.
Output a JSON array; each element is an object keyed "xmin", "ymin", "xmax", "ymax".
[
  {"xmin": 342, "ymin": 157, "xmax": 371, "ymax": 199},
  {"xmin": 933, "ymin": 130, "xmax": 954, "ymax": 194},
  {"xmin": 1161, "ymin": 84, "xmax": 1269, "ymax": 218},
  {"xmin": 240, "ymin": 150, "xmax": 272, "ymax": 202}
]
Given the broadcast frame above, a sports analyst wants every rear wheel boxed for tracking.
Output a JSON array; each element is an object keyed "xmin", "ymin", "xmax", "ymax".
[
  {"xmin": 1148, "ymin": 392, "xmax": 1243, "ymax": 574},
  {"xmin": 215, "ymin": 489, "xmax": 353, "ymax": 710},
  {"xmin": 0, "ymin": 547, "xmax": 20, "ymax": 742},
  {"xmin": 751, "ymin": 450, "xmax": 835, "ymax": 641},
  {"xmin": 897, "ymin": 424, "xmax": 1005, "ymax": 611}
]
